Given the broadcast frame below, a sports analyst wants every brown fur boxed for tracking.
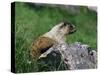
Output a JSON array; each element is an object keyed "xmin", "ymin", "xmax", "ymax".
[{"xmin": 31, "ymin": 37, "xmax": 56, "ymax": 59}]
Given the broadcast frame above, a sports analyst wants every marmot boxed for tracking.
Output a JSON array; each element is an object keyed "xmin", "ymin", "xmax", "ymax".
[{"xmin": 31, "ymin": 21, "xmax": 76, "ymax": 59}]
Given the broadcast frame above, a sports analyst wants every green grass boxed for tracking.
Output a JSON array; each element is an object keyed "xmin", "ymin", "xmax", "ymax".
[{"xmin": 15, "ymin": 2, "xmax": 97, "ymax": 73}]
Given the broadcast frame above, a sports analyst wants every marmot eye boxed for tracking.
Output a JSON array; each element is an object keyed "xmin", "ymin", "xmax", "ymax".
[
  {"xmin": 70, "ymin": 25, "xmax": 73, "ymax": 28},
  {"xmin": 69, "ymin": 25, "xmax": 74, "ymax": 30}
]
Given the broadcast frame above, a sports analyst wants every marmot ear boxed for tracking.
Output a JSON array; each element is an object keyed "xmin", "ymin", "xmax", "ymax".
[
  {"xmin": 63, "ymin": 22, "xmax": 67, "ymax": 26},
  {"xmin": 59, "ymin": 23, "xmax": 65, "ymax": 29},
  {"xmin": 59, "ymin": 22, "xmax": 67, "ymax": 29}
]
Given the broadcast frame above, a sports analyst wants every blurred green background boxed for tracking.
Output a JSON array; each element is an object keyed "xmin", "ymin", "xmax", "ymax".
[{"xmin": 15, "ymin": 2, "xmax": 97, "ymax": 73}]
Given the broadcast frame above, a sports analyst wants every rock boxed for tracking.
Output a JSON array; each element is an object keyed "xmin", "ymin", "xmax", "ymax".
[{"xmin": 39, "ymin": 42, "xmax": 97, "ymax": 70}]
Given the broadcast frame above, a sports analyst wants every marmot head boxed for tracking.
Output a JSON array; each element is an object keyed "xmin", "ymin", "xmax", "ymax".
[{"xmin": 50, "ymin": 21, "xmax": 76, "ymax": 36}]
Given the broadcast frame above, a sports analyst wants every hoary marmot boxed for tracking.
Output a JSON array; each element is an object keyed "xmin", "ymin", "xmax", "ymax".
[{"xmin": 31, "ymin": 21, "xmax": 76, "ymax": 59}]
